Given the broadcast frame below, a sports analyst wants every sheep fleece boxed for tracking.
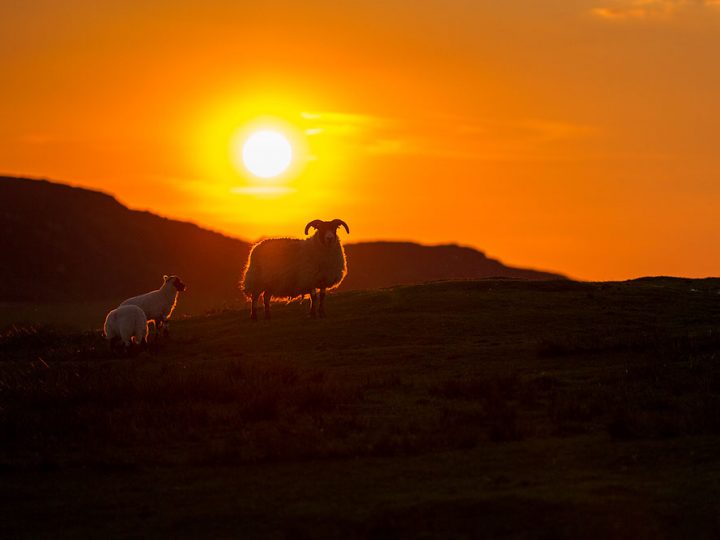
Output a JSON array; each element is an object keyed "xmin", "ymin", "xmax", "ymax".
[
  {"xmin": 104, "ymin": 305, "xmax": 148, "ymax": 346},
  {"xmin": 242, "ymin": 237, "xmax": 347, "ymax": 298},
  {"xmin": 120, "ymin": 284, "xmax": 178, "ymax": 322}
]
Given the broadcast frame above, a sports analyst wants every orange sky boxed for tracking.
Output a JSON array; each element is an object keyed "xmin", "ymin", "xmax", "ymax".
[{"xmin": 1, "ymin": 0, "xmax": 719, "ymax": 280}]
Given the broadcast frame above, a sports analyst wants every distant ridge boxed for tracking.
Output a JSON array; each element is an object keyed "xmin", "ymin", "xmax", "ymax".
[
  {"xmin": 0, "ymin": 176, "xmax": 564, "ymax": 313},
  {"xmin": 341, "ymin": 242, "xmax": 563, "ymax": 289}
]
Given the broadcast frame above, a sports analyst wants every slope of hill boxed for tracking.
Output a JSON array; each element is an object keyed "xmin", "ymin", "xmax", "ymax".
[
  {"xmin": 1, "ymin": 279, "xmax": 719, "ymax": 537},
  {"xmin": 341, "ymin": 242, "xmax": 561, "ymax": 289},
  {"xmin": 0, "ymin": 176, "xmax": 564, "ymax": 317},
  {"xmin": 0, "ymin": 177, "xmax": 249, "ymax": 311}
]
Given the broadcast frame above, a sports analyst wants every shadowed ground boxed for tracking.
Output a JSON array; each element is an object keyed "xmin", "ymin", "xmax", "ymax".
[{"xmin": 1, "ymin": 278, "xmax": 719, "ymax": 538}]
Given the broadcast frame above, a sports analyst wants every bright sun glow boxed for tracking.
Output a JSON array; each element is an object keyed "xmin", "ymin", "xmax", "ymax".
[{"xmin": 241, "ymin": 130, "xmax": 293, "ymax": 178}]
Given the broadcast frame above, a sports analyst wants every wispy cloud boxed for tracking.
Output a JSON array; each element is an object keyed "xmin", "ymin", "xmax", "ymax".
[
  {"xmin": 301, "ymin": 111, "xmax": 394, "ymax": 139},
  {"xmin": 300, "ymin": 111, "xmax": 596, "ymax": 162},
  {"xmin": 230, "ymin": 186, "xmax": 296, "ymax": 197},
  {"xmin": 592, "ymin": 0, "xmax": 720, "ymax": 21},
  {"xmin": 592, "ymin": 0, "xmax": 685, "ymax": 20}
]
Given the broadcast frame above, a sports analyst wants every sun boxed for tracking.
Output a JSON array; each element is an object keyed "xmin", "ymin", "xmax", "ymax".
[{"xmin": 240, "ymin": 129, "xmax": 293, "ymax": 178}]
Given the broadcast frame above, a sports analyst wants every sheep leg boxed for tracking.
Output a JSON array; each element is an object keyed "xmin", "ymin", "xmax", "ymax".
[
  {"xmin": 309, "ymin": 289, "xmax": 317, "ymax": 318},
  {"xmin": 160, "ymin": 317, "xmax": 169, "ymax": 338},
  {"xmin": 250, "ymin": 292, "xmax": 259, "ymax": 321},
  {"xmin": 154, "ymin": 320, "xmax": 164, "ymax": 340},
  {"xmin": 263, "ymin": 293, "xmax": 271, "ymax": 320},
  {"xmin": 319, "ymin": 288, "xmax": 326, "ymax": 318}
]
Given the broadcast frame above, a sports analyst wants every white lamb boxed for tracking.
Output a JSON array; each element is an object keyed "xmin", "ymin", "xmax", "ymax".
[
  {"xmin": 104, "ymin": 304, "xmax": 148, "ymax": 353},
  {"xmin": 120, "ymin": 274, "xmax": 187, "ymax": 336},
  {"xmin": 241, "ymin": 219, "xmax": 349, "ymax": 320}
]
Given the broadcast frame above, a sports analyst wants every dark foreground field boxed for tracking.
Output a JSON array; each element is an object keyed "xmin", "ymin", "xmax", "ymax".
[{"xmin": 1, "ymin": 278, "xmax": 720, "ymax": 538}]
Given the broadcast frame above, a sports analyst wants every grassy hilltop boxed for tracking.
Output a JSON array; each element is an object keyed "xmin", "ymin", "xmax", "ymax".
[{"xmin": 1, "ymin": 278, "xmax": 720, "ymax": 538}]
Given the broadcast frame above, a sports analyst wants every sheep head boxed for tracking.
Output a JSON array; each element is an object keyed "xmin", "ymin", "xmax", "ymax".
[
  {"xmin": 163, "ymin": 275, "xmax": 187, "ymax": 292},
  {"xmin": 304, "ymin": 219, "xmax": 350, "ymax": 246}
]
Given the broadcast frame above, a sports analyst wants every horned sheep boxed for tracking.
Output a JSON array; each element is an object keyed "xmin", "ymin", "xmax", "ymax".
[
  {"xmin": 241, "ymin": 219, "xmax": 350, "ymax": 320},
  {"xmin": 104, "ymin": 304, "xmax": 148, "ymax": 354},
  {"xmin": 120, "ymin": 274, "xmax": 186, "ymax": 335}
]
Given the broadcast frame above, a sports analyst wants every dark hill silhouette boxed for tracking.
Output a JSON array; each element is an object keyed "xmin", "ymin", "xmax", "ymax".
[
  {"xmin": 0, "ymin": 177, "xmax": 248, "ymax": 313},
  {"xmin": 0, "ymin": 176, "xmax": 564, "ymax": 313},
  {"xmin": 341, "ymin": 242, "xmax": 563, "ymax": 289}
]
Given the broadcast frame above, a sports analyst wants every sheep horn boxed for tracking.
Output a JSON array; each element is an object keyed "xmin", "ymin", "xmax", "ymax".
[
  {"xmin": 331, "ymin": 219, "xmax": 350, "ymax": 234},
  {"xmin": 304, "ymin": 220, "xmax": 323, "ymax": 235}
]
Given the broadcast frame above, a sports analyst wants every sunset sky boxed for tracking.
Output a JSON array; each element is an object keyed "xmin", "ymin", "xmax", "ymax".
[{"xmin": 1, "ymin": 0, "xmax": 719, "ymax": 280}]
